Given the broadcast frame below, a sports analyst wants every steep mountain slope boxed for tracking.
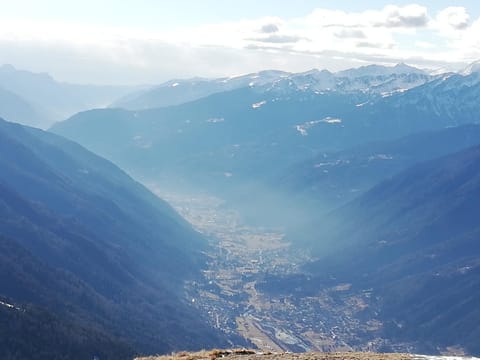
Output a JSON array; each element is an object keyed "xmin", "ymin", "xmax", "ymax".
[
  {"xmin": 460, "ymin": 59, "xmax": 480, "ymax": 75},
  {"xmin": 0, "ymin": 87, "xmax": 49, "ymax": 127},
  {"xmin": 0, "ymin": 261, "xmax": 134, "ymax": 360},
  {"xmin": 0, "ymin": 118, "xmax": 232, "ymax": 358},
  {"xmin": 368, "ymin": 72, "xmax": 480, "ymax": 128},
  {"xmin": 0, "ymin": 64, "xmax": 136, "ymax": 128},
  {"xmin": 306, "ymin": 145, "xmax": 480, "ymax": 354}
]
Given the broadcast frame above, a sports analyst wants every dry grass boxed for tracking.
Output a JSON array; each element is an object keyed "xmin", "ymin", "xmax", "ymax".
[{"xmin": 135, "ymin": 349, "xmax": 413, "ymax": 360}]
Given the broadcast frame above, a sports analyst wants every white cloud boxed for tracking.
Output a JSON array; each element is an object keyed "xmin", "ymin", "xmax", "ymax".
[
  {"xmin": 449, "ymin": 17, "xmax": 480, "ymax": 60},
  {"xmin": 374, "ymin": 4, "xmax": 429, "ymax": 28},
  {"xmin": 415, "ymin": 41, "xmax": 435, "ymax": 49},
  {"xmin": 302, "ymin": 5, "xmax": 428, "ymax": 29},
  {"xmin": 436, "ymin": 7, "xmax": 470, "ymax": 30},
  {"xmin": 428, "ymin": 8, "xmax": 479, "ymax": 63},
  {"xmin": 259, "ymin": 23, "xmax": 280, "ymax": 33},
  {"xmin": 334, "ymin": 29, "xmax": 367, "ymax": 39},
  {"xmin": 248, "ymin": 34, "xmax": 306, "ymax": 44},
  {"xmin": 0, "ymin": 5, "xmax": 478, "ymax": 84}
]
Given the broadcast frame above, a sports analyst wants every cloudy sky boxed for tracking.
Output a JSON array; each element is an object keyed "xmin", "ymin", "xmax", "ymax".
[{"xmin": 1, "ymin": 0, "xmax": 479, "ymax": 84}]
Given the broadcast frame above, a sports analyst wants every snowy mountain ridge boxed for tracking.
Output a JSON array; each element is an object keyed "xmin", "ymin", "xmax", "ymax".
[
  {"xmin": 461, "ymin": 60, "xmax": 480, "ymax": 75},
  {"xmin": 113, "ymin": 62, "xmax": 449, "ymax": 110}
]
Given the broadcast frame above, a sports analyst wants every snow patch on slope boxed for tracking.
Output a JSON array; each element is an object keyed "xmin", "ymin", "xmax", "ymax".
[
  {"xmin": 252, "ymin": 100, "xmax": 267, "ymax": 109},
  {"xmin": 322, "ymin": 117, "xmax": 342, "ymax": 124},
  {"xmin": 461, "ymin": 60, "xmax": 480, "ymax": 76},
  {"xmin": 295, "ymin": 117, "xmax": 342, "ymax": 136},
  {"xmin": 207, "ymin": 117, "xmax": 225, "ymax": 123},
  {"xmin": 0, "ymin": 300, "xmax": 19, "ymax": 310},
  {"xmin": 413, "ymin": 355, "xmax": 480, "ymax": 360}
]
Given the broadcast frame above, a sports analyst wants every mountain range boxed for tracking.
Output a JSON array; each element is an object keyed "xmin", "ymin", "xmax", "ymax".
[
  {"xmin": 48, "ymin": 60, "xmax": 480, "ymax": 355},
  {"xmin": 112, "ymin": 63, "xmax": 434, "ymax": 111},
  {"xmin": 0, "ymin": 64, "xmax": 137, "ymax": 128},
  {"xmin": 51, "ymin": 61, "xmax": 480, "ymax": 210},
  {"xmin": 3, "ymin": 59, "xmax": 480, "ymax": 357}
]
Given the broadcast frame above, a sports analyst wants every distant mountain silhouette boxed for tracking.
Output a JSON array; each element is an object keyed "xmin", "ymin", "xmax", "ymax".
[
  {"xmin": 0, "ymin": 86, "xmax": 50, "ymax": 127},
  {"xmin": 0, "ymin": 64, "xmax": 137, "ymax": 128},
  {"xmin": 112, "ymin": 64, "xmax": 432, "ymax": 111}
]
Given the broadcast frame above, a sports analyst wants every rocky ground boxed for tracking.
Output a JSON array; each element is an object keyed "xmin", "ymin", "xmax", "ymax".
[{"xmin": 136, "ymin": 349, "xmax": 415, "ymax": 360}]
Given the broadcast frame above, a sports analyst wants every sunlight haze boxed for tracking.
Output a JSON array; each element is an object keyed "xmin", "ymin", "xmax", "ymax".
[{"xmin": 0, "ymin": 1, "xmax": 479, "ymax": 83}]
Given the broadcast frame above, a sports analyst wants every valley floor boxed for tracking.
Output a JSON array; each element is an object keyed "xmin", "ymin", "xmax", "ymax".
[{"xmin": 147, "ymin": 184, "xmax": 464, "ymax": 355}]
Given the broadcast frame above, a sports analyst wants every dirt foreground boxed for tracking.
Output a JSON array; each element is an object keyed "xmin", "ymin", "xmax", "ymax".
[{"xmin": 136, "ymin": 349, "xmax": 415, "ymax": 360}]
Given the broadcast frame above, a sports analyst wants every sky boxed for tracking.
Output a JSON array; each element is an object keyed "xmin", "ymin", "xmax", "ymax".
[{"xmin": 1, "ymin": 1, "xmax": 479, "ymax": 84}]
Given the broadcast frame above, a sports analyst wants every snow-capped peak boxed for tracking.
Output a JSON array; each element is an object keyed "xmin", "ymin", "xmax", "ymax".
[
  {"xmin": 297, "ymin": 69, "xmax": 333, "ymax": 77},
  {"xmin": 461, "ymin": 60, "xmax": 480, "ymax": 76},
  {"xmin": 336, "ymin": 63, "xmax": 427, "ymax": 78},
  {"xmin": 393, "ymin": 62, "xmax": 426, "ymax": 75},
  {"xmin": 427, "ymin": 66, "xmax": 455, "ymax": 76}
]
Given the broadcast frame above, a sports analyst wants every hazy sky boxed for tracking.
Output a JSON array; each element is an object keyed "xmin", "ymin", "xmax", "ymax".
[{"xmin": 1, "ymin": 1, "xmax": 479, "ymax": 84}]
